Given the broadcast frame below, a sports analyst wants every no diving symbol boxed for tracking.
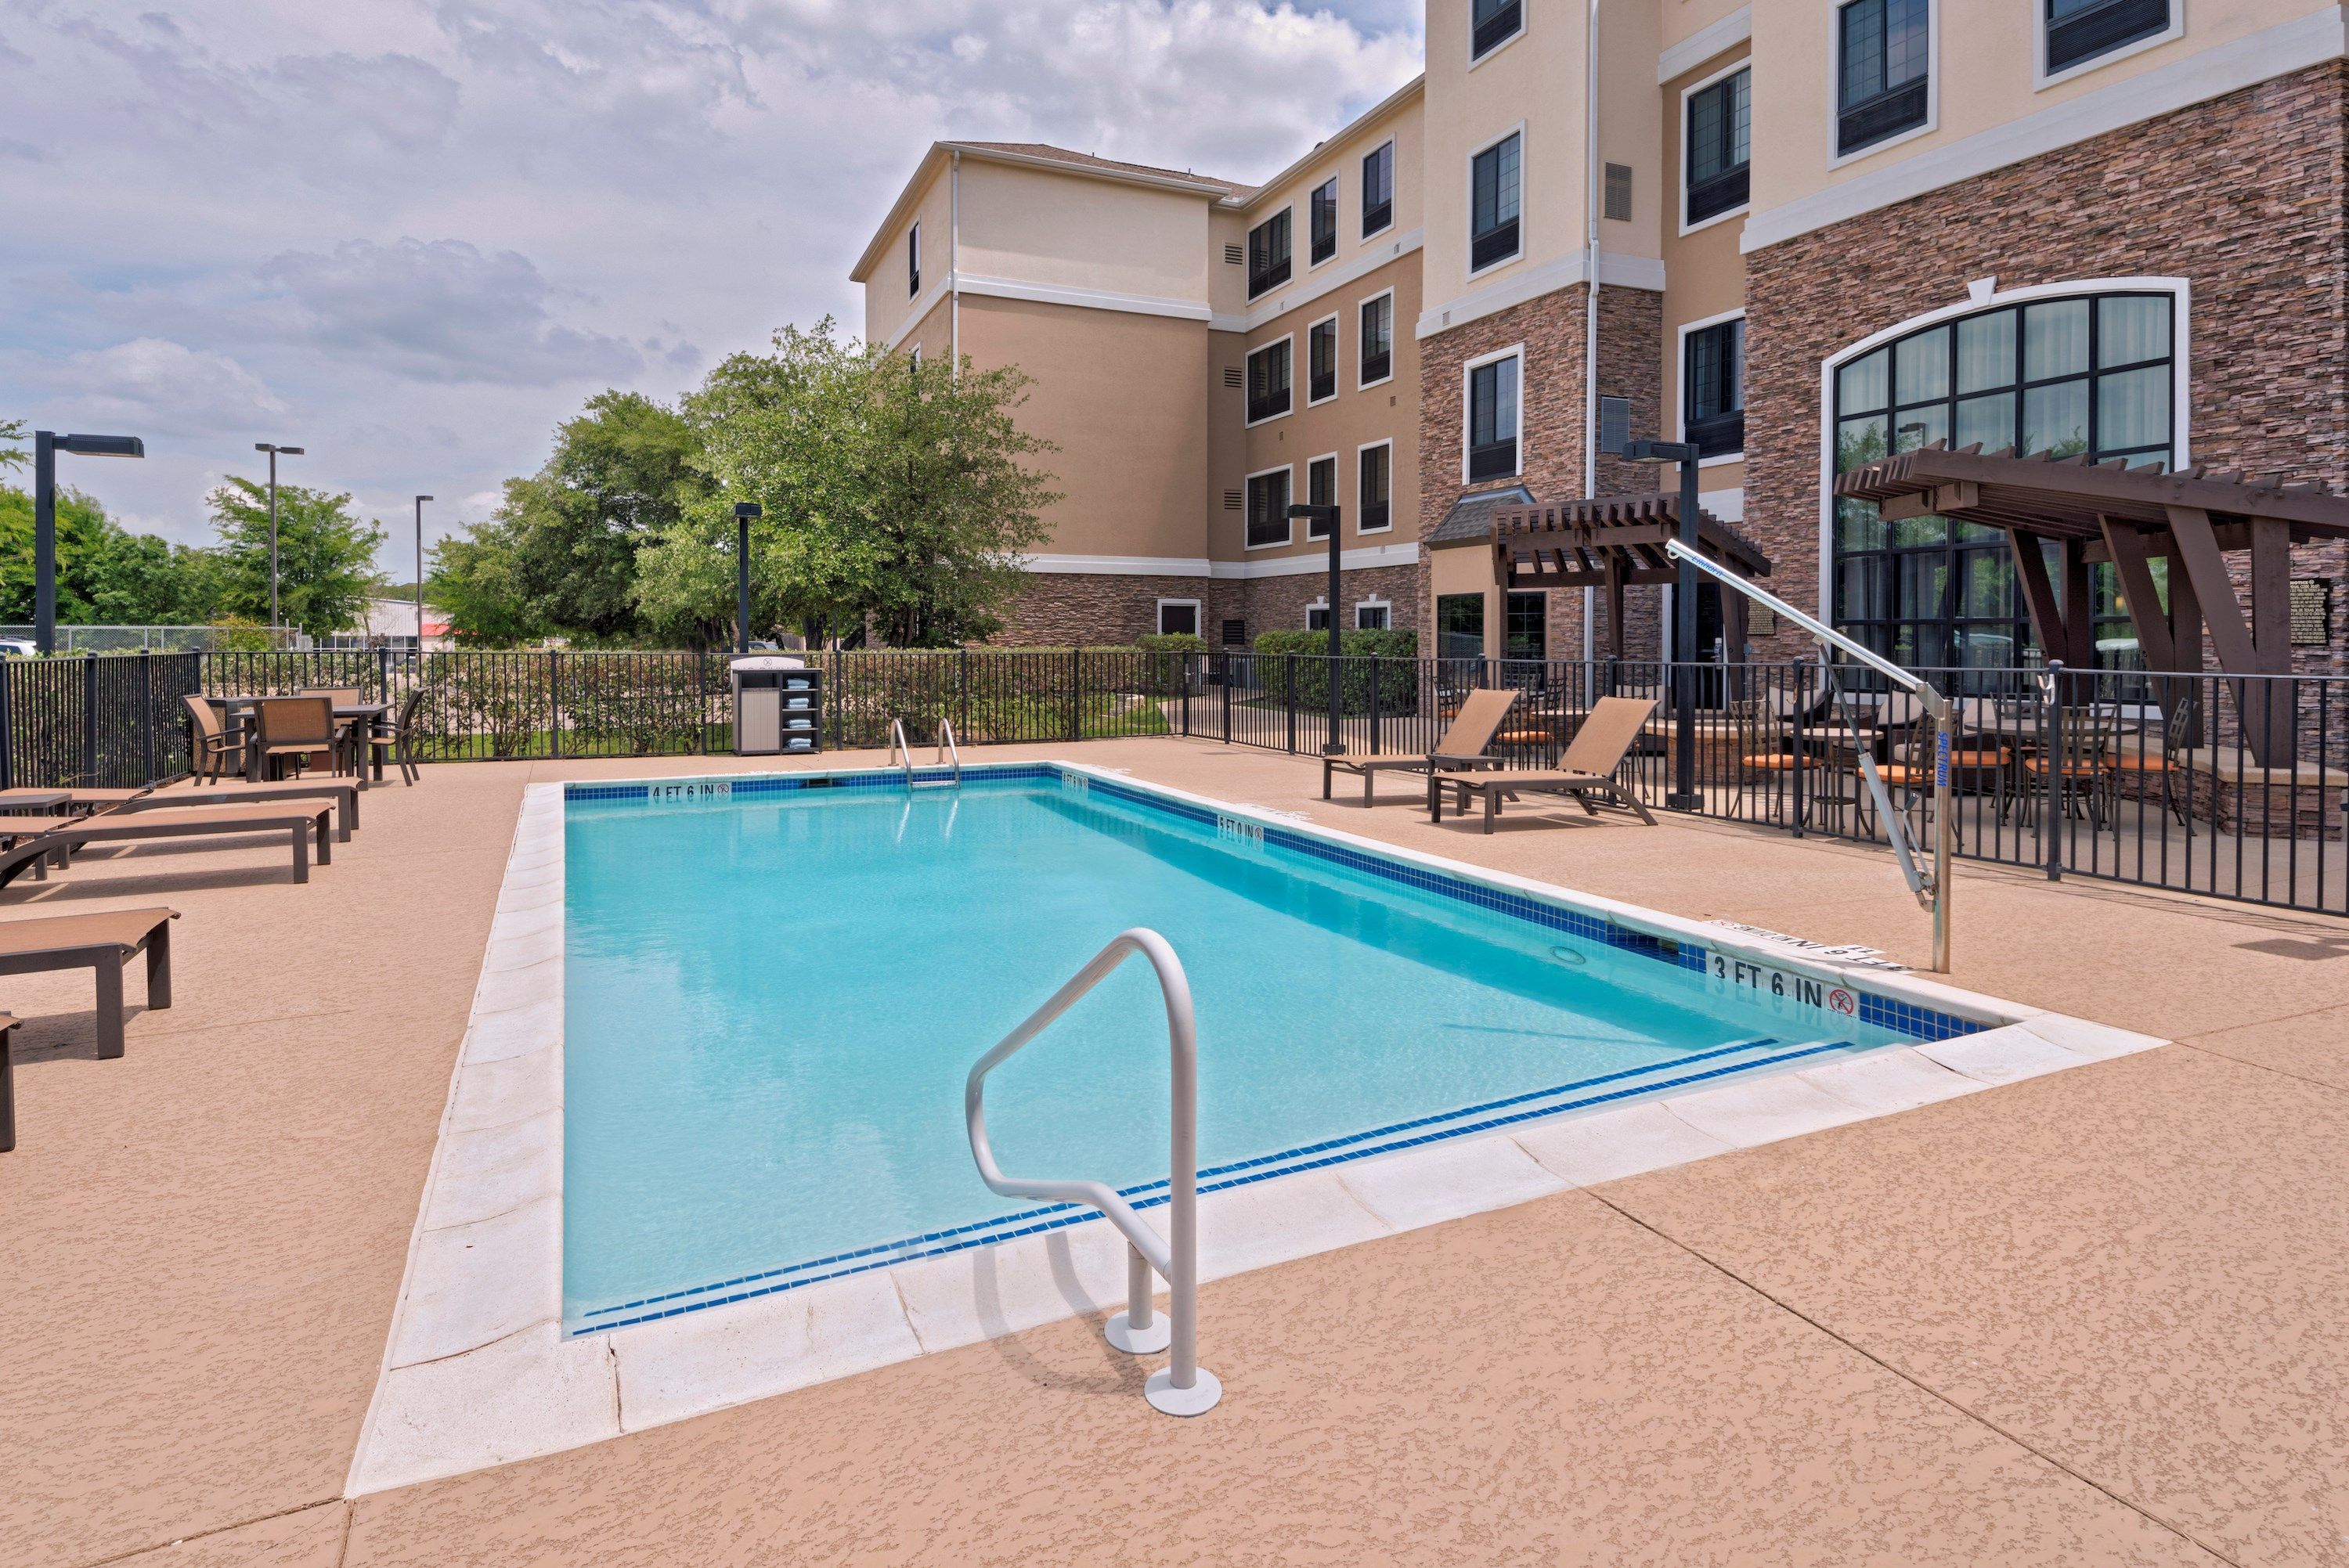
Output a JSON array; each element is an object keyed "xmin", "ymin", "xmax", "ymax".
[{"xmin": 1828, "ymin": 988, "xmax": 1857, "ymax": 1017}]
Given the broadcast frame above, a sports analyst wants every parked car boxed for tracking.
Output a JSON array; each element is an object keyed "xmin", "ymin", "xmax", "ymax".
[{"xmin": 0, "ymin": 638, "xmax": 37, "ymax": 658}]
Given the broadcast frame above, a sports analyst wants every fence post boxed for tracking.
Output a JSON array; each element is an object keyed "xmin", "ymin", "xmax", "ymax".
[
  {"xmin": 139, "ymin": 648, "xmax": 155, "ymax": 784},
  {"xmin": 1178, "ymin": 654, "xmax": 1192, "ymax": 737},
  {"xmin": 1790, "ymin": 664, "xmax": 1806, "ymax": 839},
  {"xmin": 1285, "ymin": 656, "xmax": 1298, "ymax": 755},
  {"xmin": 1220, "ymin": 653, "xmax": 1232, "ymax": 745},
  {"xmin": 1069, "ymin": 647, "xmax": 1082, "ymax": 742},
  {"xmin": 959, "ymin": 647, "xmax": 970, "ymax": 742},
  {"xmin": 81, "ymin": 654, "xmax": 99, "ymax": 788},
  {"xmin": 2044, "ymin": 661, "xmax": 2066, "ymax": 881},
  {"xmin": 1368, "ymin": 654, "xmax": 1381, "ymax": 755},
  {"xmin": 0, "ymin": 657, "xmax": 12, "ymax": 790},
  {"xmin": 378, "ymin": 645, "xmax": 391, "ymax": 704},
  {"xmin": 829, "ymin": 646, "xmax": 843, "ymax": 750},
  {"xmin": 549, "ymin": 650, "xmax": 562, "ymax": 760}
]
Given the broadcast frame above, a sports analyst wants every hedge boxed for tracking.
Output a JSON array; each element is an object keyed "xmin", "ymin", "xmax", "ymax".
[{"xmin": 1249, "ymin": 629, "xmax": 1420, "ymax": 715}]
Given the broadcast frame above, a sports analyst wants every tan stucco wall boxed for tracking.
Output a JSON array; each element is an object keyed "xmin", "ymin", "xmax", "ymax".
[
  {"xmin": 956, "ymin": 160, "xmax": 1213, "ymax": 305},
  {"xmin": 1235, "ymin": 86, "xmax": 1425, "ymax": 293},
  {"xmin": 1221, "ymin": 251, "xmax": 1423, "ymax": 564},
  {"xmin": 955, "ymin": 293, "xmax": 1210, "ymax": 561},
  {"xmin": 1659, "ymin": 42, "xmax": 1751, "ymax": 455},
  {"xmin": 1748, "ymin": 0, "xmax": 2334, "ymax": 213},
  {"xmin": 861, "ymin": 161, "xmax": 951, "ymax": 350},
  {"xmin": 1428, "ymin": 539, "xmax": 1502, "ymax": 658}
]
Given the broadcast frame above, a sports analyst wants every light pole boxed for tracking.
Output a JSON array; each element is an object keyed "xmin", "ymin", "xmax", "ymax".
[
  {"xmin": 1605, "ymin": 430, "xmax": 1704, "ymax": 811},
  {"xmin": 254, "ymin": 442, "xmax": 305, "ymax": 631},
  {"xmin": 34, "ymin": 431, "xmax": 145, "ymax": 654},
  {"xmin": 1286, "ymin": 499, "xmax": 1344, "ymax": 755},
  {"xmin": 733, "ymin": 503, "xmax": 762, "ymax": 653},
  {"xmin": 414, "ymin": 496, "xmax": 433, "ymax": 659}
]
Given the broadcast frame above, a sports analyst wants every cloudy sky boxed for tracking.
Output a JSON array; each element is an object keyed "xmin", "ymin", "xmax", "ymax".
[{"xmin": 0, "ymin": 0, "xmax": 1423, "ymax": 571}]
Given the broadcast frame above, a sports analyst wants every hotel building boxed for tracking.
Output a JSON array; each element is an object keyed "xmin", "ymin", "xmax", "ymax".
[{"xmin": 853, "ymin": 0, "xmax": 2347, "ymax": 673}]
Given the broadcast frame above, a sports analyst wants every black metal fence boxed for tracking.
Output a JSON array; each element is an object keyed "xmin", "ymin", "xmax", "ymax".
[
  {"xmin": 5, "ymin": 647, "xmax": 2342, "ymax": 919},
  {"xmin": 1189, "ymin": 651, "xmax": 2349, "ymax": 918}
]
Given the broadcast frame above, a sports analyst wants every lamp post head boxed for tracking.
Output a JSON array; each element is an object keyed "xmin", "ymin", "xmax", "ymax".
[
  {"xmin": 253, "ymin": 442, "xmax": 303, "ymax": 456},
  {"xmin": 416, "ymin": 495, "xmax": 434, "ymax": 506},
  {"xmin": 55, "ymin": 434, "xmax": 143, "ymax": 459},
  {"xmin": 734, "ymin": 502, "xmax": 763, "ymax": 521}
]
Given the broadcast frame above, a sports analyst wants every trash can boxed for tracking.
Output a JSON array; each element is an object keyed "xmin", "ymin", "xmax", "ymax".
[{"xmin": 731, "ymin": 654, "xmax": 821, "ymax": 755}]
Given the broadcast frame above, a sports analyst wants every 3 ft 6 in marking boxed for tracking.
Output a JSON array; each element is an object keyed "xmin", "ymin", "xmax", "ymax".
[{"xmin": 1712, "ymin": 953, "xmax": 1828, "ymax": 1008}]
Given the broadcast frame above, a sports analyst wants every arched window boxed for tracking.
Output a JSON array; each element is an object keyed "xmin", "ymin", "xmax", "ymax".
[{"xmin": 1828, "ymin": 286, "xmax": 2179, "ymax": 671}]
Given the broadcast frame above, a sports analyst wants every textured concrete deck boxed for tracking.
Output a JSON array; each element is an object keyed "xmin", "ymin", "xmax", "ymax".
[{"xmin": 3, "ymin": 739, "xmax": 2344, "ymax": 1566}]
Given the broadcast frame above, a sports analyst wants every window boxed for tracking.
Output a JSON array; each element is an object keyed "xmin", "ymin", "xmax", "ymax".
[
  {"xmin": 1156, "ymin": 600, "xmax": 1200, "ymax": 637},
  {"xmin": 1837, "ymin": 0, "xmax": 1930, "ymax": 157},
  {"xmin": 1683, "ymin": 318, "xmax": 1745, "ymax": 458},
  {"xmin": 1308, "ymin": 317, "xmax": 1338, "ymax": 404},
  {"xmin": 908, "ymin": 344, "xmax": 922, "ymax": 373},
  {"xmin": 1361, "ymin": 142, "xmax": 1394, "ymax": 236},
  {"xmin": 1831, "ymin": 288, "xmax": 2177, "ymax": 672},
  {"xmin": 1471, "ymin": 0, "xmax": 1522, "ymax": 61},
  {"xmin": 1305, "ymin": 455, "xmax": 1337, "ymax": 538},
  {"xmin": 1466, "ymin": 351, "xmax": 1521, "ymax": 481},
  {"xmin": 1685, "ymin": 67, "xmax": 1751, "ymax": 226},
  {"xmin": 1355, "ymin": 600, "xmax": 1390, "ymax": 631},
  {"xmin": 1359, "ymin": 292, "xmax": 1395, "ymax": 387},
  {"xmin": 1358, "ymin": 442, "xmax": 1391, "ymax": 533},
  {"xmin": 1470, "ymin": 133, "xmax": 1521, "ymax": 272},
  {"xmin": 1505, "ymin": 591, "xmax": 1546, "ymax": 661},
  {"xmin": 1309, "ymin": 178, "xmax": 1338, "ymax": 265},
  {"xmin": 1307, "ymin": 602, "xmax": 1332, "ymax": 631},
  {"xmin": 907, "ymin": 222, "xmax": 920, "ymax": 297},
  {"xmin": 1247, "ymin": 210, "xmax": 1291, "ymax": 297},
  {"xmin": 1436, "ymin": 593, "xmax": 1485, "ymax": 660},
  {"xmin": 2047, "ymin": 0, "xmax": 2170, "ymax": 74},
  {"xmin": 1246, "ymin": 338, "xmax": 1292, "ymax": 424},
  {"xmin": 1246, "ymin": 468, "xmax": 1292, "ymax": 548}
]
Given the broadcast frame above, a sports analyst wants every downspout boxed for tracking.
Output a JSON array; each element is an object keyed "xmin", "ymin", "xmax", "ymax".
[
  {"xmin": 950, "ymin": 150, "xmax": 962, "ymax": 383},
  {"xmin": 1582, "ymin": 0, "xmax": 1601, "ymax": 666}
]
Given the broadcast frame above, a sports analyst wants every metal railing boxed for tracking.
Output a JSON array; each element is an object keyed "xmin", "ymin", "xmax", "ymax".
[
  {"xmin": 888, "ymin": 716, "xmax": 962, "ymax": 788},
  {"xmin": 964, "ymin": 928, "xmax": 1220, "ymax": 1417},
  {"xmin": 0, "ymin": 651, "xmax": 201, "ymax": 790}
]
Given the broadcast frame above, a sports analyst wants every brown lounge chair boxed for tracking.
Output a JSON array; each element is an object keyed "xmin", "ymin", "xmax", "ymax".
[
  {"xmin": 67, "ymin": 780, "xmax": 361, "ymax": 841},
  {"xmin": 1427, "ymin": 695, "xmax": 1660, "ymax": 833},
  {"xmin": 0, "ymin": 802, "xmax": 334, "ymax": 890},
  {"xmin": 0, "ymin": 1013, "xmax": 17, "ymax": 1152},
  {"xmin": 1322, "ymin": 687, "xmax": 1519, "ymax": 805},
  {"xmin": 0, "ymin": 907, "xmax": 175, "ymax": 1064}
]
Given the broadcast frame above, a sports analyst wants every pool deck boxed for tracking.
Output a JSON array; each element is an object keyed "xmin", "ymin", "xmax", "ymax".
[{"xmin": 3, "ymin": 737, "xmax": 2345, "ymax": 1566}]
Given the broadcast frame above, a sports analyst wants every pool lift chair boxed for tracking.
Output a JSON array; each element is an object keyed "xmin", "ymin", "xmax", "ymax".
[
  {"xmin": 1667, "ymin": 539, "xmax": 1956, "ymax": 974},
  {"xmin": 965, "ymin": 928, "xmax": 1220, "ymax": 1416}
]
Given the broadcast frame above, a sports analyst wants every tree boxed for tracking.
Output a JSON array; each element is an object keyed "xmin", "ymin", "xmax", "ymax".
[
  {"xmin": 0, "ymin": 484, "xmax": 223, "ymax": 624},
  {"xmin": 207, "ymin": 477, "xmax": 384, "ymax": 635},
  {"xmin": 428, "ymin": 518, "xmax": 546, "ymax": 647},
  {"xmin": 636, "ymin": 319, "xmax": 1058, "ymax": 646},
  {"xmin": 0, "ymin": 417, "xmax": 24, "ymax": 473}
]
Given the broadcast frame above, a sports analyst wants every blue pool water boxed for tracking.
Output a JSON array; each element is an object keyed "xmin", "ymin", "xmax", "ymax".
[{"xmin": 561, "ymin": 768, "xmax": 1933, "ymax": 1329}]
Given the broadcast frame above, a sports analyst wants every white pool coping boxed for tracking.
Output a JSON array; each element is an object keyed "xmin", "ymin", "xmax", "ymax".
[{"xmin": 345, "ymin": 762, "xmax": 2168, "ymax": 1495}]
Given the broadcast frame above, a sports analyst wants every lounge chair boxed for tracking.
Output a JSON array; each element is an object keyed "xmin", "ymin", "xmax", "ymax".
[
  {"xmin": 0, "ymin": 907, "xmax": 175, "ymax": 1062},
  {"xmin": 1322, "ymin": 688, "xmax": 1518, "ymax": 805},
  {"xmin": 1427, "ymin": 696, "xmax": 1659, "ymax": 832},
  {"xmin": 0, "ymin": 1012, "xmax": 17, "ymax": 1152},
  {"xmin": 0, "ymin": 801, "xmax": 334, "ymax": 890},
  {"xmin": 67, "ymin": 780, "xmax": 361, "ymax": 841}
]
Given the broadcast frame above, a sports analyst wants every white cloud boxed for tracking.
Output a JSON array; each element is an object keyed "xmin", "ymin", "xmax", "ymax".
[{"xmin": 0, "ymin": 1, "xmax": 1423, "ymax": 569}]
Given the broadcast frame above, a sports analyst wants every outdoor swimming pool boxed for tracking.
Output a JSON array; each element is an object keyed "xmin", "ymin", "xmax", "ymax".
[{"xmin": 558, "ymin": 765, "xmax": 1979, "ymax": 1332}]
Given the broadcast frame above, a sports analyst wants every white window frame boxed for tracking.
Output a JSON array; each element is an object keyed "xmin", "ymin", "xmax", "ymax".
[
  {"xmin": 1826, "ymin": 0, "xmax": 1940, "ymax": 170},
  {"xmin": 1468, "ymin": 0, "xmax": 1526, "ymax": 70},
  {"xmin": 1304, "ymin": 597, "xmax": 1332, "ymax": 630},
  {"xmin": 1678, "ymin": 57, "xmax": 1753, "ymax": 237},
  {"xmin": 1307, "ymin": 173, "xmax": 1342, "ymax": 272},
  {"xmin": 907, "ymin": 220, "xmax": 921, "ymax": 297},
  {"xmin": 1360, "ymin": 139, "xmax": 1396, "ymax": 240},
  {"xmin": 1811, "ymin": 274, "xmax": 2192, "ymax": 624},
  {"xmin": 2034, "ymin": 0, "xmax": 2183, "ymax": 90},
  {"xmin": 908, "ymin": 344, "xmax": 922, "ymax": 372},
  {"xmin": 1243, "ymin": 333, "xmax": 1295, "ymax": 429},
  {"xmin": 1673, "ymin": 306, "xmax": 1748, "ymax": 468},
  {"xmin": 1460, "ymin": 342, "xmax": 1526, "ymax": 485},
  {"xmin": 1355, "ymin": 287, "xmax": 1397, "ymax": 391},
  {"xmin": 1354, "ymin": 595, "xmax": 1392, "ymax": 630},
  {"xmin": 1246, "ymin": 205, "xmax": 1295, "ymax": 300},
  {"xmin": 1301, "ymin": 451, "xmax": 1341, "ymax": 539},
  {"xmin": 1355, "ymin": 437, "xmax": 1395, "ymax": 534},
  {"xmin": 1304, "ymin": 313, "xmax": 1342, "ymax": 407},
  {"xmin": 1155, "ymin": 597, "xmax": 1203, "ymax": 637},
  {"xmin": 1465, "ymin": 122, "xmax": 1528, "ymax": 280},
  {"xmin": 1243, "ymin": 462, "xmax": 1296, "ymax": 550}
]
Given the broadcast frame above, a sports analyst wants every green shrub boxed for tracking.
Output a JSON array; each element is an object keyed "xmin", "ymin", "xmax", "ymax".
[{"xmin": 1250, "ymin": 629, "xmax": 1419, "ymax": 715}]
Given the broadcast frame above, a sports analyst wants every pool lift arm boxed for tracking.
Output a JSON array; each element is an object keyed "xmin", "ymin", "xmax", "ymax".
[{"xmin": 1664, "ymin": 539, "xmax": 1954, "ymax": 974}]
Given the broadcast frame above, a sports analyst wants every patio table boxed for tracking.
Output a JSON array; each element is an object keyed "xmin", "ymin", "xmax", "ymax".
[{"xmin": 210, "ymin": 697, "xmax": 389, "ymax": 787}]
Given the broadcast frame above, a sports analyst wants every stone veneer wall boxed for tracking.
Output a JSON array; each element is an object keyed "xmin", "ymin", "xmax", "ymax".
[
  {"xmin": 1742, "ymin": 60, "xmax": 2349, "ymax": 674},
  {"xmin": 998, "ymin": 563, "xmax": 1425, "ymax": 647},
  {"xmin": 1415, "ymin": 283, "xmax": 1667, "ymax": 661}
]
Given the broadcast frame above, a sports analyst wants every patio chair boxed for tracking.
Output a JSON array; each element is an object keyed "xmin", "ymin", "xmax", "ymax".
[
  {"xmin": 0, "ymin": 907, "xmax": 175, "ymax": 1062},
  {"xmin": 1321, "ymin": 687, "xmax": 1517, "ymax": 805},
  {"xmin": 302, "ymin": 687, "xmax": 365, "ymax": 774},
  {"xmin": 367, "ymin": 688, "xmax": 427, "ymax": 786},
  {"xmin": 183, "ymin": 694, "xmax": 240, "ymax": 784},
  {"xmin": 1427, "ymin": 696, "xmax": 1659, "ymax": 833},
  {"xmin": 250, "ymin": 695, "xmax": 337, "ymax": 781},
  {"xmin": 0, "ymin": 1012, "xmax": 17, "ymax": 1153}
]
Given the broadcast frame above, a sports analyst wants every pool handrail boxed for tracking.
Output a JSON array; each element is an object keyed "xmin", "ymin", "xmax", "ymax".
[
  {"xmin": 889, "ymin": 717, "xmax": 962, "ymax": 789},
  {"xmin": 963, "ymin": 927, "xmax": 1221, "ymax": 1416}
]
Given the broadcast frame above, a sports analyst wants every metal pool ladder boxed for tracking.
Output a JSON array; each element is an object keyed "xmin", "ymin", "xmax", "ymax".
[
  {"xmin": 888, "ymin": 717, "xmax": 962, "ymax": 789},
  {"xmin": 964, "ymin": 928, "xmax": 1221, "ymax": 1416}
]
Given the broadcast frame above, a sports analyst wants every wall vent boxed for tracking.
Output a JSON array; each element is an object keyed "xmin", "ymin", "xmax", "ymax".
[
  {"xmin": 1224, "ymin": 243, "xmax": 1245, "ymax": 265},
  {"xmin": 1604, "ymin": 164, "xmax": 1634, "ymax": 222},
  {"xmin": 1223, "ymin": 490, "xmax": 1243, "ymax": 510},
  {"xmin": 1222, "ymin": 366, "xmax": 1243, "ymax": 387}
]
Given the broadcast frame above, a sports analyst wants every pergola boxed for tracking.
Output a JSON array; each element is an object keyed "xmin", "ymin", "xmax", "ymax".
[
  {"xmin": 1489, "ymin": 493, "xmax": 1773, "ymax": 659},
  {"xmin": 1835, "ymin": 442, "xmax": 2349, "ymax": 767}
]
